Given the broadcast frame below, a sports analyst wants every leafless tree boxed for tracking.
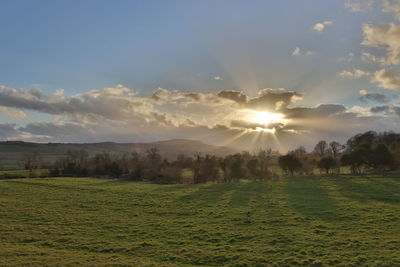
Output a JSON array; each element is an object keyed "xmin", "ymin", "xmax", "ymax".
[
  {"xmin": 22, "ymin": 151, "xmax": 42, "ymax": 177},
  {"xmin": 313, "ymin": 140, "xmax": 328, "ymax": 157},
  {"xmin": 329, "ymin": 141, "xmax": 345, "ymax": 158}
]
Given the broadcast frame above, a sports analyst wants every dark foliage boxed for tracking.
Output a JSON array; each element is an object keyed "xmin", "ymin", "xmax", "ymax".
[
  {"xmin": 278, "ymin": 154, "xmax": 302, "ymax": 175},
  {"xmin": 317, "ymin": 156, "xmax": 338, "ymax": 174},
  {"xmin": 38, "ymin": 131, "xmax": 399, "ymax": 183}
]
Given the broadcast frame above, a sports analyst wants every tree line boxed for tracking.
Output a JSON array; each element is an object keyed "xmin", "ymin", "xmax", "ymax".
[{"xmin": 21, "ymin": 131, "xmax": 400, "ymax": 183}]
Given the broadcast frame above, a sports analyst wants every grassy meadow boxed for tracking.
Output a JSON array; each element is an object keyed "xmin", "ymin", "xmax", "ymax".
[
  {"xmin": 0, "ymin": 169, "xmax": 49, "ymax": 179},
  {"xmin": 0, "ymin": 175, "xmax": 399, "ymax": 266}
]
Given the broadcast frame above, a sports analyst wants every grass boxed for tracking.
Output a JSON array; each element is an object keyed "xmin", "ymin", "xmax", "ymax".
[
  {"xmin": 0, "ymin": 169, "xmax": 49, "ymax": 179},
  {"xmin": 0, "ymin": 175, "xmax": 399, "ymax": 266}
]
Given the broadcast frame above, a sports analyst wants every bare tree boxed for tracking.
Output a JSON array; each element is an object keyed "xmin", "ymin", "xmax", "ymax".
[
  {"xmin": 329, "ymin": 141, "xmax": 345, "ymax": 173},
  {"xmin": 258, "ymin": 148, "xmax": 277, "ymax": 180},
  {"xmin": 329, "ymin": 141, "xmax": 345, "ymax": 158},
  {"xmin": 313, "ymin": 140, "xmax": 328, "ymax": 157},
  {"xmin": 22, "ymin": 151, "xmax": 42, "ymax": 177}
]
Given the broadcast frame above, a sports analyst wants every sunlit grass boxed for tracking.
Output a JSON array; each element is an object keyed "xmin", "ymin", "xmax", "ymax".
[
  {"xmin": 0, "ymin": 176, "xmax": 399, "ymax": 266},
  {"xmin": 0, "ymin": 169, "xmax": 49, "ymax": 178}
]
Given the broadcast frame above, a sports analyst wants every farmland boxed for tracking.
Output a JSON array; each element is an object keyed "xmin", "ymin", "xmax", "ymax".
[{"xmin": 0, "ymin": 175, "xmax": 399, "ymax": 266}]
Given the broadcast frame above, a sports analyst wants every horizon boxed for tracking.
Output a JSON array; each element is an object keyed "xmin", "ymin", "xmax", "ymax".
[
  {"xmin": 1, "ymin": 2, "xmax": 400, "ymax": 265},
  {"xmin": 0, "ymin": 130, "xmax": 396, "ymax": 155},
  {"xmin": 0, "ymin": 0, "xmax": 400, "ymax": 151}
]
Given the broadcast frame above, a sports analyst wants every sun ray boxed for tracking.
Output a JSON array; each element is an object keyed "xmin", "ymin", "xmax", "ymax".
[
  {"xmin": 249, "ymin": 111, "xmax": 286, "ymax": 125},
  {"xmin": 213, "ymin": 128, "xmax": 249, "ymax": 148}
]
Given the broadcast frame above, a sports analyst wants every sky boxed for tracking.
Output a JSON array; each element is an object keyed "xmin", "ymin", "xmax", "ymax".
[{"xmin": 0, "ymin": 0, "xmax": 399, "ymax": 151}]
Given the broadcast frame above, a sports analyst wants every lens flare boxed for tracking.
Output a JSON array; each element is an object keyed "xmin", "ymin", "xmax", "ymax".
[{"xmin": 250, "ymin": 111, "xmax": 285, "ymax": 125}]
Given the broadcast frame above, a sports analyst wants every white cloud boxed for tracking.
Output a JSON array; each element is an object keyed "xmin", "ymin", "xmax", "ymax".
[
  {"xmin": 0, "ymin": 106, "xmax": 27, "ymax": 119},
  {"xmin": 313, "ymin": 21, "xmax": 333, "ymax": 32},
  {"xmin": 345, "ymin": 0, "xmax": 400, "ymax": 20},
  {"xmin": 0, "ymin": 85, "xmax": 399, "ymax": 151},
  {"xmin": 292, "ymin": 47, "xmax": 314, "ymax": 56},
  {"xmin": 338, "ymin": 69, "xmax": 370, "ymax": 78},
  {"xmin": 382, "ymin": 0, "xmax": 400, "ymax": 21},
  {"xmin": 358, "ymin": 90, "xmax": 389, "ymax": 103},
  {"xmin": 361, "ymin": 52, "xmax": 385, "ymax": 65},
  {"xmin": 370, "ymin": 104, "xmax": 400, "ymax": 116},
  {"xmin": 213, "ymin": 76, "xmax": 222, "ymax": 81},
  {"xmin": 362, "ymin": 23, "xmax": 400, "ymax": 65},
  {"xmin": 338, "ymin": 52, "xmax": 355, "ymax": 62},
  {"xmin": 292, "ymin": 47, "xmax": 301, "ymax": 56},
  {"xmin": 345, "ymin": 0, "xmax": 375, "ymax": 12},
  {"xmin": 372, "ymin": 69, "xmax": 400, "ymax": 90}
]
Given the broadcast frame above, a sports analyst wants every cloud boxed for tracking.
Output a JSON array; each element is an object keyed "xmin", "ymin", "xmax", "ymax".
[
  {"xmin": 0, "ymin": 123, "xmax": 49, "ymax": 141},
  {"xmin": 246, "ymin": 89, "xmax": 302, "ymax": 111},
  {"xmin": 313, "ymin": 21, "xmax": 333, "ymax": 32},
  {"xmin": 345, "ymin": 0, "xmax": 375, "ymax": 12},
  {"xmin": 370, "ymin": 104, "xmax": 400, "ymax": 115},
  {"xmin": 230, "ymin": 120, "xmax": 267, "ymax": 130},
  {"xmin": 213, "ymin": 76, "xmax": 222, "ymax": 81},
  {"xmin": 372, "ymin": 69, "xmax": 400, "ymax": 90},
  {"xmin": 0, "ymin": 106, "xmax": 27, "ymax": 119},
  {"xmin": 217, "ymin": 90, "xmax": 248, "ymax": 104},
  {"xmin": 0, "ymin": 124, "xmax": 24, "ymax": 140},
  {"xmin": 0, "ymin": 84, "xmax": 399, "ymax": 151},
  {"xmin": 292, "ymin": 47, "xmax": 301, "ymax": 56},
  {"xmin": 382, "ymin": 0, "xmax": 400, "ymax": 21},
  {"xmin": 338, "ymin": 69, "xmax": 370, "ymax": 79},
  {"xmin": 292, "ymin": 47, "xmax": 314, "ymax": 56},
  {"xmin": 338, "ymin": 52, "xmax": 355, "ymax": 62},
  {"xmin": 359, "ymin": 90, "xmax": 389, "ymax": 103},
  {"xmin": 362, "ymin": 23, "xmax": 400, "ymax": 65},
  {"xmin": 283, "ymin": 104, "xmax": 347, "ymax": 119},
  {"xmin": 218, "ymin": 89, "xmax": 302, "ymax": 111},
  {"xmin": 361, "ymin": 52, "xmax": 385, "ymax": 64},
  {"xmin": 345, "ymin": 0, "xmax": 400, "ymax": 21}
]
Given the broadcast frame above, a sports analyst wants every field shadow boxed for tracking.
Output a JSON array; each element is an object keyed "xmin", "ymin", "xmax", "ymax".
[
  {"xmin": 82, "ymin": 179, "xmax": 141, "ymax": 188},
  {"xmin": 380, "ymin": 173, "xmax": 400, "ymax": 184},
  {"xmin": 284, "ymin": 177, "xmax": 343, "ymax": 221},
  {"xmin": 179, "ymin": 183, "xmax": 241, "ymax": 206},
  {"xmin": 152, "ymin": 183, "xmax": 195, "ymax": 193},
  {"xmin": 332, "ymin": 177, "xmax": 400, "ymax": 204},
  {"xmin": 2, "ymin": 179, "xmax": 84, "ymax": 192},
  {"xmin": 229, "ymin": 181, "xmax": 267, "ymax": 206}
]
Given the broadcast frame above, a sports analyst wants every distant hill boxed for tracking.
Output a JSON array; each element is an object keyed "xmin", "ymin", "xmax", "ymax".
[{"xmin": 0, "ymin": 139, "xmax": 238, "ymax": 169}]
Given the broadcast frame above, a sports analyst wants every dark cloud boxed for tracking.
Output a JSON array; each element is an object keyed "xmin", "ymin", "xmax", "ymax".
[
  {"xmin": 394, "ymin": 106, "xmax": 400, "ymax": 116},
  {"xmin": 20, "ymin": 122, "xmax": 90, "ymax": 140},
  {"xmin": 283, "ymin": 104, "xmax": 347, "ymax": 119},
  {"xmin": 0, "ymin": 124, "xmax": 22, "ymax": 139},
  {"xmin": 370, "ymin": 104, "xmax": 400, "ymax": 116},
  {"xmin": 359, "ymin": 93, "xmax": 389, "ymax": 103},
  {"xmin": 217, "ymin": 89, "xmax": 302, "ymax": 111},
  {"xmin": 184, "ymin": 93, "xmax": 202, "ymax": 101},
  {"xmin": 1, "ymin": 85, "xmax": 399, "ymax": 151},
  {"xmin": 217, "ymin": 90, "xmax": 248, "ymax": 104},
  {"xmin": 371, "ymin": 105, "xmax": 391, "ymax": 113},
  {"xmin": 231, "ymin": 120, "xmax": 262, "ymax": 129},
  {"xmin": 247, "ymin": 90, "xmax": 302, "ymax": 111},
  {"xmin": 0, "ymin": 85, "xmax": 154, "ymax": 121}
]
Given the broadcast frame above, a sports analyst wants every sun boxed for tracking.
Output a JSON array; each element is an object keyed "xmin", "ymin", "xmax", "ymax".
[{"xmin": 249, "ymin": 111, "xmax": 286, "ymax": 126}]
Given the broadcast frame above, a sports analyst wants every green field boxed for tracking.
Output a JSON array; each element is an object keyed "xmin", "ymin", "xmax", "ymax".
[
  {"xmin": 0, "ymin": 176, "xmax": 399, "ymax": 266},
  {"xmin": 0, "ymin": 169, "xmax": 49, "ymax": 179}
]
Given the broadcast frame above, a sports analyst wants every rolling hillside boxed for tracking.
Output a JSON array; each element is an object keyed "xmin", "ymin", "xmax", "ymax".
[
  {"xmin": 0, "ymin": 139, "xmax": 237, "ymax": 169},
  {"xmin": 1, "ymin": 176, "xmax": 399, "ymax": 266}
]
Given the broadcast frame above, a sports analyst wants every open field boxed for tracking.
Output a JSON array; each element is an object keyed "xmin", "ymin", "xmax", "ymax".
[
  {"xmin": 0, "ymin": 176, "xmax": 399, "ymax": 266},
  {"xmin": 0, "ymin": 169, "xmax": 49, "ymax": 179},
  {"xmin": 0, "ymin": 140, "xmax": 237, "ymax": 169}
]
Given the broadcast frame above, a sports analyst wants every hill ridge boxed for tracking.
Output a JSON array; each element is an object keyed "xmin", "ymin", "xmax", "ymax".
[{"xmin": 0, "ymin": 139, "xmax": 237, "ymax": 169}]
